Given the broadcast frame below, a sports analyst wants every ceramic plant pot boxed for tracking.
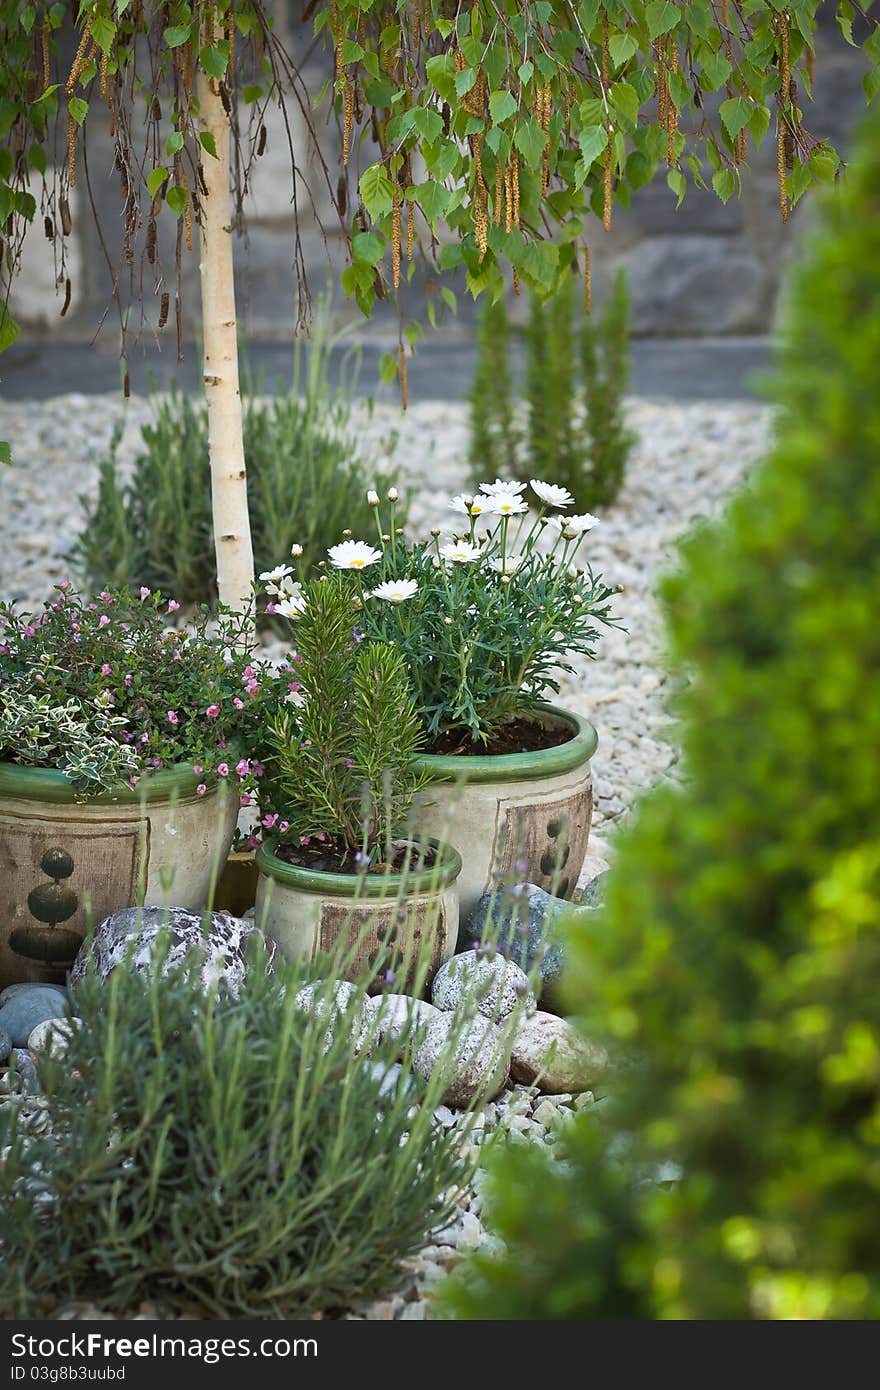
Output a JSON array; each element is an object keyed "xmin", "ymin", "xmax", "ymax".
[
  {"xmin": 0, "ymin": 763, "xmax": 237, "ymax": 988},
  {"xmin": 411, "ymin": 704, "xmax": 598, "ymax": 920},
  {"xmin": 254, "ymin": 837, "xmax": 462, "ymax": 993}
]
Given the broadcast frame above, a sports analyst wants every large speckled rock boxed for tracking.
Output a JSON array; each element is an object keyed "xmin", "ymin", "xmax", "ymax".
[
  {"xmin": 293, "ymin": 980, "xmax": 371, "ymax": 1052},
  {"xmin": 414, "ymin": 1012, "xmax": 511, "ymax": 1109},
  {"xmin": 70, "ymin": 907, "xmax": 278, "ymax": 998},
  {"xmin": 510, "ymin": 1011, "xmax": 609, "ymax": 1094},
  {"xmin": 431, "ymin": 949, "xmax": 535, "ymax": 1022},
  {"xmin": 0, "ymin": 985, "xmax": 70, "ymax": 1047},
  {"xmin": 367, "ymin": 993, "xmax": 442, "ymax": 1055},
  {"xmin": 28, "ymin": 1016, "xmax": 80, "ymax": 1059},
  {"xmin": 0, "ymin": 1048, "xmax": 39, "ymax": 1095}
]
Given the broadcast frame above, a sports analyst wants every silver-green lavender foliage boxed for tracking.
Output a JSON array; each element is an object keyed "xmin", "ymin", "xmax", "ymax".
[
  {"xmin": 261, "ymin": 574, "xmax": 428, "ymax": 861},
  {"xmin": 0, "ymin": 945, "xmax": 472, "ymax": 1319}
]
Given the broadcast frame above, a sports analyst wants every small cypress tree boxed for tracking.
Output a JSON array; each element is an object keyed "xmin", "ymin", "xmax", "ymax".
[
  {"xmin": 440, "ymin": 106, "xmax": 880, "ymax": 1321},
  {"xmin": 468, "ymin": 291, "xmax": 519, "ymax": 483},
  {"xmin": 547, "ymin": 273, "xmax": 584, "ymax": 499},
  {"xmin": 580, "ymin": 269, "xmax": 636, "ymax": 509}
]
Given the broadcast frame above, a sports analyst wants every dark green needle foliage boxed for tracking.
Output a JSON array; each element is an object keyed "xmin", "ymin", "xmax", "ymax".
[
  {"xmin": 441, "ymin": 107, "xmax": 880, "ymax": 1320},
  {"xmin": 580, "ymin": 270, "xmax": 636, "ymax": 510}
]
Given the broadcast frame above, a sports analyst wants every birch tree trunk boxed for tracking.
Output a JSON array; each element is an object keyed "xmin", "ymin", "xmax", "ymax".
[{"xmin": 197, "ymin": 68, "xmax": 255, "ymax": 617}]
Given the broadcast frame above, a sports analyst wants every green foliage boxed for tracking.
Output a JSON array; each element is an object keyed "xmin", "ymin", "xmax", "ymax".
[
  {"xmin": 261, "ymin": 574, "xmax": 427, "ymax": 863},
  {"xmin": 339, "ymin": 492, "xmax": 617, "ymax": 746},
  {"xmin": 468, "ymin": 291, "xmax": 519, "ymax": 480},
  {"xmin": 441, "ymin": 107, "xmax": 880, "ymax": 1320},
  {"xmin": 0, "ymin": 947, "xmax": 469, "ymax": 1318},
  {"xmin": 580, "ymin": 270, "xmax": 637, "ymax": 509},
  {"xmin": 73, "ymin": 316, "xmax": 403, "ymax": 609},
  {"xmin": 470, "ymin": 273, "xmax": 635, "ymax": 512},
  {"xmin": 0, "ymin": 584, "xmax": 265, "ymax": 794}
]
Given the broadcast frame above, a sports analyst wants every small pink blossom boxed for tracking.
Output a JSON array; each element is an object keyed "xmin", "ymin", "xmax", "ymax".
[
  {"xmin": 151, "ymin": 758, "xmax": 162, "ymax": 768},
  {"xmin": 140, "ymin": 732, "xmax": 149, "ymax": 744},
  {"xmin": 217, "ymin": 741, "xmax": 227, "ymax": 750},
  {"xmin": 206, "ymin": 704, "xmax": 220, "ymax": 719},
  {"xmin": 98, "ymin": 614, "xmax": 110, "ymax": 627},
  {"xmin": 239, "ymin": 794, "xmax": 252, "ymax": 807},
  {"xmin": 0, "ymin": 644, "xmax": 10, "ymax": 656},
  {"xmin": 261, "ymin": 814, "xmax": 278, "ymax": 829},
  {"xmin": 72, "ymin": 634, "xmax": 82, "ymax": 643},
  {"xmin": 217, "ymin": 763, "xmax": 229, "ymax": 777},
  {"xmin": 299, "ymin": 834, "xmax": 311, "ymax": 846},
  {"xmin": 278, "ymin": 821, "xmax": 289, "ymax": 834},
  {"xmin": 124, "ymin": 674, "xmax": 133, "ymax": 687},
  {"xmin": 129, "ymin": 775, "xmax": 140, "ymax": 787},
  {"xmin": 243, "ymin": 665, "xmax": 255, "ymax": 680},
  {"xmin": 167, "ymin": 710, "xmax": 179, "ymax": 725},
  {"xmin": 139, "ymin": 587, "xmax": 151, "ymax": 600},
  {"xmin": 59, "ymin": 579, "xmax": 70, "ymax": 591},
  {"xmin": 196, "ymin": 783, "xmax": 207, "ymax": 797},
  {"xmin": 233, "ymin": 697, "xmax": 244, "ymax": 710},
  {"xmin": 34, "ymin": 673, "xmax": 44, "ymax": 683},
  {"xmin": 22, "ymin": 626, "xmax": 36, "ymax": 639},
  {"xmin": 193, "ymin": 765, "xmax": 203, "ymax": 775},
  {"xmin": 246, "ymin": 834, "xmax": 260, "ymax": 851},
  {"xmin": 265, "ymin": 601, "xmax": 277, "ymax": 615},
  {"xmin": 315, "ymin": 832, "xmax": 327, "ymax": 843},
  {"xmin": 102, "ymin": 688, "xmax": 115, "ymax": 704},
  {"xmin": 251, "ymin": 761, "xmax": 265, "ymax": 778},
  {"xmin": 235, "ymin": 758, "xmax": 250, "ymax": 777},
  {"xmin": 167, "ymin": 599, "xmax": 180, "ymax": 613},
  {"xmin": 101, "ymin": 664, "xmax": 112, "ymax": 676},
  {"xmin": 246, "ymin": 679, "xmax": 259, "ymax": 695}
]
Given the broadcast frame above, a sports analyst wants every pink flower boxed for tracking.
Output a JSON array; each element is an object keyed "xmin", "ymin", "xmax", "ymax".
[
  {"xmin": 278, "ymin": 821, "xmax": 289, "ymax": 834},
  {"xmin": 193, "ymin": 765, "xmax": 203, "ymax": 775},
  {"xmin": 100, "ymin": 590, "xmax": 111, "ymax": 603},
  {"xmin": 98, "ymin": 614, "xmax": 110, "ymax": 627},
  {"xmin": 167, "ymin": 599, "xmax": 180, "ymax": 613},
  {"xmin": 239, "ymin": 794, "xmax": 252, "ymax": 807},
  {"xmin": 235, "ymin": 758, "xmax": 249, "ymax": 777},
  {"xmin": 59, "ymin": 579, "xmax": 70, "ymax": 591},
  {"xmin": 167, "ymin": 710, "xmax": 179, "ymax": 725},
  {"xmin": 124, "ymin": 673, "xmax": 133, "ymax": 686},
  {"xmin": 140, "ymin": 732, "xmax": 149, "ymax": 744},
  {"xmin": 217, "ymin": 740, "xmax": 227, "ymax": 750},
  {"xmin": 72, "ymin": 634, "xmax": 82, "ymax": 643},
  {"xmin": 243, "ymin": 665, "xmax": 255, "ymax": 680},
  {"xmin": 261, "ymin": 814, "xmax": 278, "ymax": 829},
  {"xmin": 265, "ymin": 601, "xmax": 277, "ymax": 615},
  {"xmin": 196, "ymin": 783, "xmax": 207, "ymax": 797},
  {"xmin": 217, "ymin": 763, "xmax": 229, "ymax": 777},
  {"xmin": 246, "ymin": 834, "xmax": 260, "ymax": 851},
  {"xmin": 101, "ymin": 664, "xmax": 112, "ymax": 676},
  {"xmin": 251, "ymin": 761, "xmax": 265, "ymax": 778},
  {"xmin": 206, "ymin": 704, "xmax": 220, "ymax": 719},
  {"xmin": 129, "ymin": 775, "xmax": 140, "ymax": 787},
  {"xmin": 139, "ymin": 587, "xmax": 151, "ymax": 600},
  {"xmin": 233, "ymin": 697, "xmax": 244, "ymax": 710},
  {"xmin": 315, "ymin": 832, "xmax": 327, "ymax": 843},
  {"xmin": 22, "ymin": 626, "xmax": 36, "ymax": 639},
  {"xmin": 151, "ymin": 757, "xmax": 162, "ymax": 767},
  {"xmin": 246, "ymin": 679, "xmax": 259, "ymax": 695},
  {"xmin": 34, "ymin": 673, "xmax": 44, "ymax": 683},
  {"xmin": 288, "ymin": 680, "xmax": 302, "ymax": 694},
  {"xmin": 299, "ymin": 834, "xmax": 311, "ymax": 846},
  {"xmin": 102, "ymin": 688, "xmax": 115, "ymax": 704},
  {"xmin": 0, "ymin": 644, "xmax": 9, "ymax": 656}
]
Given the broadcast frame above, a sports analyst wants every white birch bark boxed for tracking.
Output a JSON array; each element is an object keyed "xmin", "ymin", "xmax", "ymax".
[{"xmin": 197, "ymin": 67, "xmax": 255, "ymax": 618}]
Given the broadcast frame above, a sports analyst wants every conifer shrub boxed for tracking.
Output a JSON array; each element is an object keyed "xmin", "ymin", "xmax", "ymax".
[
  {"xmin": 468, "ymin": 290, "xmax": 519, "ymax": 480},
  {"xmin": 442, "ymin": 109, "xmax": 880, "ymax": 1321},
  {"xmin": 469, "ymin": 273, "xmax": 633, "ymax": 511},
  {"xmin": 0, "ymin": 944, "xmax": 471, "ymax": 1318}
]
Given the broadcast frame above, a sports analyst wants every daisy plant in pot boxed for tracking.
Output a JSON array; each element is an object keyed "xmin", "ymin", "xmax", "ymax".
[
  {"xmin": 0, "ymin": 585, "xmax": 269, "ymax": 988},
  {"xmin": 253, "ymin": 572, "xmax": 462, "ymax": 990},
  {"xmin": 310, "ymin": 480, "xmax": 618, "ymax": 917}
]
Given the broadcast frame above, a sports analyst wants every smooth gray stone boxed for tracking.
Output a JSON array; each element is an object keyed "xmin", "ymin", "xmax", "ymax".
[
  {"xmin": 0, "ymin": 982, "xmax": 70, "ymax": 1006},
  {"xmin": 462, "ymin": 884, "xmax": 572, "ymax": 1003},
  {"xmin": 0, "ymin": 987, "xmax": 69, "ymax": 1048}
]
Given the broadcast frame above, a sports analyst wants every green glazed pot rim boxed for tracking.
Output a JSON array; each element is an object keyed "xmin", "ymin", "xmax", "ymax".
[
  {"xmin": 256, "ymin": 835, "xmax": 462, "ymax": 899},
  {"xmin": 0, "ymin": 759, "xmax": 220, "ymax": 806},
  {"xmin": 414, "ymin": 703, "xmax": 598, "ymax": 785}
]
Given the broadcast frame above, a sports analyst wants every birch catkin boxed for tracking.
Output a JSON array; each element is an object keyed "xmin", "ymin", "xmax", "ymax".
[
  {"xmin": 667, "ymin": 45, "xmax": 679, "ymax": 167},
  {"xmin": 392, "ymin": 180, "xmax": 401, "ymax": 288},
  {"xmin": 778, "ymin": 15, "xmax": 790, "ymax": 223},
  {"xmin": 602, "ymin": 16, "xmax": 612, "ymax": 232},
  {"xmin": 343, "ymin": 76, "xmax": 354, "ymax": 165}
]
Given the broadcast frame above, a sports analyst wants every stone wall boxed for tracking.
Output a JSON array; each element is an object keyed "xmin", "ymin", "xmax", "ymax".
[{"xmin": 8, "ymin": 11, "xmax": 871, "ymax": 344}]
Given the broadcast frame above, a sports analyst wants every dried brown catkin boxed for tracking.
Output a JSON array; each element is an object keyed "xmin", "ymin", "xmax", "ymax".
[
  {"xmin": 602, "ymin": 16, "xmax": 612, "ymax": 232},
  {"xmin": 777, "ymin": 16, "xmax": 790, "ymax": 223},
  {"xmin": 392, "ymin": 180, "xmax": 401, "ymax": 289},
  {"xmin": 667, "ymin": 45, "xmax": 679, "ymax": 167}
]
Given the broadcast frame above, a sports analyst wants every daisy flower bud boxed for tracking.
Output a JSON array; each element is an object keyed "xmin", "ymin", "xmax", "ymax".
[
  {"xmin": 387, "ymin": 486, "xmax": 399, "ymax": 502},
  {"xmin": 367, "ymin": 489, "xmax": 380, "ymax": 506},
  {"xmin": 290, "ymin": 543, "xmax": 303, "ymax": 557}
]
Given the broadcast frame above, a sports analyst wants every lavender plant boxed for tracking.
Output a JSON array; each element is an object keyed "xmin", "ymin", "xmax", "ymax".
[
  {"xmin": 0, "ymin": 585, "xmax": 268, "ymax": 797},
  {"xmin": 313, "ymin": 482, "xmax": 617, "ymax": 748}
]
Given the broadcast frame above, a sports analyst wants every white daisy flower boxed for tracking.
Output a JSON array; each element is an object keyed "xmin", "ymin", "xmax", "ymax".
[
  {"xmin": 439, "ymin": 540, "xmax": 482, "ymax": 564},
  {"xmin": 327, "ymin": 540, "xmax": 383, "ymax": 570},
  {"xmin": 449, "ymin": 493, "xmax": 498, "ymax": 516},
  {"xmin": 548, "ymin": 512, "xmax": 600, "ymax": 539},
  {"xmin": 275, "ymin": 590, "xmax": 307, "ymax": 618},
  {"xmin": 370, "ymin": 578, "xmax": 419, "ymax": 604},
  {"xmin": 531, "ymin": 480, "xmax": 574, "ymax": 509},
  {"xmin": 478, "ymin": 478, "xmax": 528, "ymax": 496},
  {"xmin": 259, "ymin": 563, "xmax": 296, "ymax": 593},
  {"xmin": 488, "ymin": 555, "xmax": 522, "ymax": 575},
  {"xmin": 490, "ymin": 490, "xmax": 529, "ymax": 516}
]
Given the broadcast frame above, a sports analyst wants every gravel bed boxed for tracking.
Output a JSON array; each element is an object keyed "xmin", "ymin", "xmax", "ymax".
[
  {"xmin": 0, "ymin": 391, "xmax": 771, "ymax": 833},
  {"xmin": 1, "ymin": 388, "xmax": 771, "ymax": 1318}
]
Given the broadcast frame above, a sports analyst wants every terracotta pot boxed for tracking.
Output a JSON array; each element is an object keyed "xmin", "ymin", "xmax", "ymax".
[
  {"xmin": 254, "ymin": 836, "xmax": 462, "ymax": 993},
  {"xmin": 0, "ymin": 762, "xmax": 237, "ymax": 989},
  {"xmin": 412, "ymin": 703, "xmax": 598, "ymax": 921}
]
